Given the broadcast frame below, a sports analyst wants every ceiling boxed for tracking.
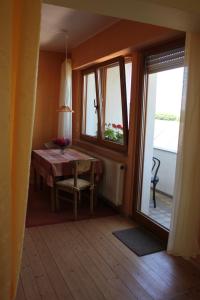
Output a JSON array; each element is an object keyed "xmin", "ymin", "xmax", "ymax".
[
  {"xmin": 40, "ymin": 4, "xmax": 119, "ymax": 52},
  {"xmin": 44, "ymin": 0, "xmax": 200, "ymax": 32}
]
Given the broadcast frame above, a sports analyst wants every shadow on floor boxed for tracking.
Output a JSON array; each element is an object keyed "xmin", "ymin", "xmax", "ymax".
[{"xmin": 26, "ymin": 184, "xmax": 117, "ymax": 227}]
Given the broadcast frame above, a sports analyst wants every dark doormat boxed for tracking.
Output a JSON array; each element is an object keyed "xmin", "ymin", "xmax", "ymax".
[{"xmin": 113, "ymin": 227, "xmax": 167, "ymax": 256}]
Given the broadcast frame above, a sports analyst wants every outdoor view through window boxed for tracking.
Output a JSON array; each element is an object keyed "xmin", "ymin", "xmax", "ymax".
[
  {"xmin": 153, "ymin": 67, "xmax": 184, "ymax": 153},
  {"xmin": 140, "ymin": 66, "xmax": 184, "ymax": 229},
  {"xmin": 81, "ymin": 59, "xmax": 132, "ymax": 148}
]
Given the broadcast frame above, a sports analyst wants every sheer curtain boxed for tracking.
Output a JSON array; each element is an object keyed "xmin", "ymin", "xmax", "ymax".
[
  {"xmin": 168, "ymin": 32, "xmax": 200, "ymax": 257},
  {"xmin": 0, "ymin": 0, "xmax": 41, "ymax": 299},
  {"xmin": 58, "ymin": 59, "xmax": 72, "ymax": 142}
]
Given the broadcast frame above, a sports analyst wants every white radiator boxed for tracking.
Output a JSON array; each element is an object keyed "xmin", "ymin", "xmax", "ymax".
[{"xmin": 97, "ymin": 157, "xmax": 125, "ymax": 207}]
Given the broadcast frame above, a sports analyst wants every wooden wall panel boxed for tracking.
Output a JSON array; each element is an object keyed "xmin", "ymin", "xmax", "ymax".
[
  {"xmin": 32, "ymin": 51, "xmax": 65, "ymax": 149},
  {"xmin": 72, "ymin": 20, "xmax": 182, "ymax": 69}
]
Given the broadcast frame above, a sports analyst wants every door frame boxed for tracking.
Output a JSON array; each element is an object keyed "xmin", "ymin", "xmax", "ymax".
[{"xmin": 132, "ymin": 38, "xmax": 185, "ymax": 242}]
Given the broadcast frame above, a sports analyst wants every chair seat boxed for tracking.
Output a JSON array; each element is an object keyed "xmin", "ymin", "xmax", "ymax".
[{"xmin": 56, "ymin": 178, "xmax": 91, "ymax": 190}]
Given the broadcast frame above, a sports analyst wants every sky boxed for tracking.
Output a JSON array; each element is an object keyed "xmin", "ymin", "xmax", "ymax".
[
  {"xmin": 153, "ymin": 67, "xmax": 184, "ymax": 152},
  {"xmin": 155, "ymin": 67, "xmax": 184, "ymax": 116}
]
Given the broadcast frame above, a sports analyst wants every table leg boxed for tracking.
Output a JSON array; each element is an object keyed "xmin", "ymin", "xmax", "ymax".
[{"xmin": 51, "ymin": 186, "xmax": 56, "ymax": 212}]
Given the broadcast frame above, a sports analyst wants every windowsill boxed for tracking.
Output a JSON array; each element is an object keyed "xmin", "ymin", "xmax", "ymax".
[
  {"xmin": 73, "ymin": 139, "xmax": 128, "ymax": 162},
  {"xmin": 80, "ymin": 133, "xmax": 128, "ymax": 152}
]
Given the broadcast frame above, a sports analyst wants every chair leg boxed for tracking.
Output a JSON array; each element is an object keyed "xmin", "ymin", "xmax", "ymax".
[
  {"xmin": 90, "ymin": 188, "xmax": 94, "ymax": 216},
  {"xmin": 153, "ymin": 183, "xmax": 156, "ymax": 208},
  {"xmin": 74, "ymin": 191, "xmax": 78, "ymax": 221},
  {"xmin": 78, "ymin": 191, "xmax": 82, "ymax": 207}
]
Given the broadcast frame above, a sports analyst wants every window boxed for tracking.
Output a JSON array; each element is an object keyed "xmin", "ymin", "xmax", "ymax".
[
  {"xmin": 153, "ymin": 67, "xmax": 184, "ymax": 153},
  {"xmin": 82, "ymin": 71, "xmax": 98, "ymax": 137},
  {"xmin": 145, "ymin": 47, "xmax": 185, "ymax": 153},
  {"xmin": 81, "ymin": 57, "xmax": 132, "ymax": 151},
  {"xmin": 125, "ymin": 60, "xmax": 132, "ymax": 126}
]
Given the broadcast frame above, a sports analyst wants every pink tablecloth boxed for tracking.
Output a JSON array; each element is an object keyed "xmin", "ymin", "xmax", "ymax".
[{"xmin": 32, "ymin": 148, "xmax": 103, "ymax": 187}]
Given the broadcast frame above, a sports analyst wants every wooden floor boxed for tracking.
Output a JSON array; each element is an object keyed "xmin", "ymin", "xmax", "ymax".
[{"xmin": 16, "ymin": 215, "xmax": 200, "ymax": 300}]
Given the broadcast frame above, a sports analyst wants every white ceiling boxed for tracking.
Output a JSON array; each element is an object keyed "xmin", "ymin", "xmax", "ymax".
[
  {"xmin": 40, "ymin": 4, "xmax": 119, "ymax": 53},
  {"xmin": 44, "ymin": 0, "xmax": 200, "ymax": 32}
]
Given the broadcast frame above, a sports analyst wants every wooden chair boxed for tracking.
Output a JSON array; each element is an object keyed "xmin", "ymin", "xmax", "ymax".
[{"xmin": 55, "ymin": 159, "xmax": 96, "ymax": 220}]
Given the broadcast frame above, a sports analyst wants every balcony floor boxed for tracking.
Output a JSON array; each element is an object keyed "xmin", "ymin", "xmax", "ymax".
[{"xmin": 148, "ymin": 191, "xmax": 172, "ymax": 229}]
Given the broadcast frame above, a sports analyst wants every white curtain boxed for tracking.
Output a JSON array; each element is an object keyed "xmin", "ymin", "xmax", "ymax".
[
  {"xmin": 58, "ymin": 59, "xmax": 72, "ymax": 142},
  {"xmin": 168, "ymin": 32, "xmax": 200, "ymax": 258}
]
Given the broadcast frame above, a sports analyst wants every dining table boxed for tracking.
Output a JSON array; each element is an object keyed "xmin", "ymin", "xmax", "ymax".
[{"xmin": 31, "ymin": 147, "xmax": 103, "ymax": 211}]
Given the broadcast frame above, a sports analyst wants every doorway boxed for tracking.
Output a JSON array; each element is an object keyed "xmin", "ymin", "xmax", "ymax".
[{"xmin": 134, "ymin": 46, "xmax": 185, "ymax": 236}]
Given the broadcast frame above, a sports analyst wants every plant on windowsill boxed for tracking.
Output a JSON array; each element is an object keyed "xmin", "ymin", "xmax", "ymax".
[
  {"xmin": 53, "ymin": 137, "xmax": 70, "ymax": 154},
  {"xmin": 104, "ymin": 123, "xmax": 123, "ymax": 144}
]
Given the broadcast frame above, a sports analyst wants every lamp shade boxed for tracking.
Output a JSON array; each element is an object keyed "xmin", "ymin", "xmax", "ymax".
[{"xmin": 57, "ymin": 105, "xmax": 74, "ymax": 113}]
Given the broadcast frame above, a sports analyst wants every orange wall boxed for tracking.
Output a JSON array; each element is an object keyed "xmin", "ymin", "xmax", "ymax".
[
  {"xmin": 32, "ymin": 51, "xmax": 65, "ymax": 149},
  {"xmin": 72, "ymin": 19, "xmax": 182, "ymax": 69},
  {"xmin": 71, "ymin": 19, "xmax": 183, "ymax": 216},
  {"xmin": 71, "ymin": 19, "xmax": 182, "ymax": 144}
]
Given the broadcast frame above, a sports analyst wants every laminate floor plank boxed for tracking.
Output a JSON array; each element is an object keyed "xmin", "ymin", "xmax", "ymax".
[
  {"xmin": 77, "ymin": 218, "xmax": 200, "ymax": 300},
  {"xmin": 48, "ymin": 223, "xmax": 106, "ymax": 300},
  {"xmin": 16, "ymin": 216, "xmax": 200, "ymax": 300},
  {"xmin": 29, "ymin": 228, "xmax": 74, "ymax": 300},
  {"xmin": 39, "ymin": 224, "xmax": 104, "ymax": 300},
  {"xmin": 92, "ymin": 217, "xmax": 193, "ymax": 294},
  {"xmin": 15, "ymin": 277, "xmax": 26, "ymax": 300},
  {"xmin": 99, "ymin": 215, "xmax": 200, "ymax": 289},
  {"xmin": 80, "ymin": 219, "xmax": 167, "ymax": 299},
  {"xmin": 23, "ymin": 232, "xmax": 59, "ymax": 300},
  {"xmin": 75, "ymin": 220, "xmax": 154, "ymax": 300},
  {"xmin": 92, "ymin": 217, "xmax": 200, "ymax": 297},
  {"xmin": 20, "ymin": 243, "xmax": 42, "ymax": 300},
  {"xmin": 64, "ymin": 221, "xmax": 136, "ymax": 300}
]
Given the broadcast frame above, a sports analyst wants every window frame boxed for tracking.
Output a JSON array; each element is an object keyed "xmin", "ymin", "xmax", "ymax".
[{"xmin": 80, "ymin": 56, "xmax": 129, "ymax": 152}]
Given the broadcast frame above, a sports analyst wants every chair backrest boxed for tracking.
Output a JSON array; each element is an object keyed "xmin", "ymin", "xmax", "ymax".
[
  {"xmin": 44, "ymin": 141, "xmax": 60, "ymax": 149},
  {"xmin": 72, "ymin": 159, "xmax": 96, "ymax": 187},
  {"xmin": 152, "ymin": 157, "xmax": 160, "ymax": 180}
]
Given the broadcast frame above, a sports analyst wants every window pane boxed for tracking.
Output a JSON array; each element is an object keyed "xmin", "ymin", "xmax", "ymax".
[
  {"xmin": 103, "ymin": 64, "xmax": 124, "ymax": 144},
  {"xmin": 153, "ymin": 67, "xmax": 184, "ymax": 152},
  {"xmin": 82, "ymin": 72, "xmax": 98, "ymax": 137},
  {"xmin": 125, "ymin": 61, "xmax": 132, "ymax": 127},
  {"xmin": 104, "ymin": 65, "xmax": 124, "ymax": 144}
]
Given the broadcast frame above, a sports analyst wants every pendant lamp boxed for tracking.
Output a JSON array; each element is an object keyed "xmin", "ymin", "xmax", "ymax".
[{"xmin": 57, "ymin": 31, "xmax": 74, "ymax": 113}]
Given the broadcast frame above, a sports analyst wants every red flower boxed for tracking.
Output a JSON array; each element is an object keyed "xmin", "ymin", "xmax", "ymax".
[
  {"xmin": 53, "ymin": 137, "xmax": 70, "ymax": 147},
  {"xmin": 117, "ymin": 124, "xmax": 123, "ymax": 130},
  {"xmin": 112, "ymin": 124, "xmax": 117, "ymax": 129}
]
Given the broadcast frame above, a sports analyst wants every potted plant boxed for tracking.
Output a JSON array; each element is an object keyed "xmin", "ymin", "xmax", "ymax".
[
  {"xmin": 104, "ymin": 123, "xmax": 123, "ymax": 144},
  {"xmin": 53, "ymin": 137, "xmax": 70, "ymax": 153}
]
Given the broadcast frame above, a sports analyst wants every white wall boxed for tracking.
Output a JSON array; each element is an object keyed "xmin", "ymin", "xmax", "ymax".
[{"xmin": 153, "ymin": 148, "xmax": 176, "ymax": 196}]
